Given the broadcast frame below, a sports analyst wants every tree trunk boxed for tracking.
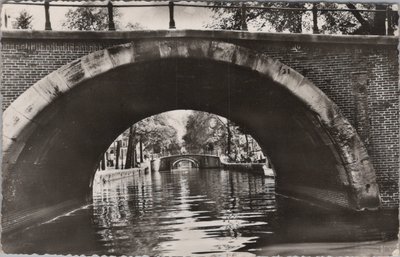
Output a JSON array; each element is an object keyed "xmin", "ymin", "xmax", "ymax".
[
  {"xmin": 101, "ymin": 153, "xmax": 106, "ymax": 170},
  {"xmin": 133, "ymin": 148, "xmax": 137, "ymax": 167},
  {"xmin": 115, "ymin": 141, "xmax": 121, "ymax": 169},
  {"xmin": 140, "ymin": 136, "xmax": 144, "ymax": 163},
  {"xmin": 125, "ymin": 126, "xmax": 134, "ymax": 169},
  {"xmin": 125, "ymin": 140, "xmax": 132, "ymax": 169},
  {"xmin": 121, "ymin": 147, "xmax": 124, "ymax": 169},
  {"xmin": 227, "ymin": 121, "xmax": 232, "ymax": 156},
  {"xmin": 346, "ymin": 3, "xmax": 386, "ymax": 35},
  {"xmin": 245, "ymin": 134, "xmax": 249, "ymax": 157},
  {"xmin": 346, "ymin": 3, "xmax": 371, "ymax": 34}
]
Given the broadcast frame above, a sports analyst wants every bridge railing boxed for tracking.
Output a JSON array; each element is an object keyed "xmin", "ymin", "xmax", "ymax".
[
  {"xmin": 2, "ymin": 1, "xmax": 397, "ymax": 36},
  {"xmin": 152, "ymin": 150, "xmax": 220, "ymax": 159}
]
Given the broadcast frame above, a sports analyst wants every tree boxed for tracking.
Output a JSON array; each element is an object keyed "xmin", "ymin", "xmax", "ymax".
[
  {"xmin": 115, "ymin": 140, "xmax": 121, "ymax": 169},
  {"xmin": 13, "ymin": 10, "xmax": 33, "ymax": 29},
  {"xmin": 317, "ymin": 3, "xmax": 394, "ymax": 35},
  {"xmin": 122, "ymin": 114, "xmax": 180, "ymax": 169},
  {"xmin": 137, "ymin": 115, "xmax": 181, "ymax": 156},
  {"xmin": 183, "ymin": 111, "xmax": 227, "ymax": 154},
  {"xmin": 101, "ymin": 153, "xmax": 106, "ymax": 170},
  {"xmin": 206, "ymin": 2, "xmax": 305, "ymax": 33},
  {"xmin": 124, "ymin": 126, "xmax": 136, "ymax": 169},
  {"xmin": 206, "ymin": 2, "xmax": 397, "ymax": 35},
  {"xmin": 62, "ymin": 7, "xmax": 121, "ymax": 31},
  {"xmin": 182, "ymin": 111, "xmax": 261, "ymax": 162}
]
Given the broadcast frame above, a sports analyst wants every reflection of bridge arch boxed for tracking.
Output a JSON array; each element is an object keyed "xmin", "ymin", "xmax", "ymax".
[
  {"xmin": 2, "ymin": 34, "xmax": 383, "ymax": 233},
  {"xmin": 171, "ymin": 158, "xmax": 199, "ymax": 169}
]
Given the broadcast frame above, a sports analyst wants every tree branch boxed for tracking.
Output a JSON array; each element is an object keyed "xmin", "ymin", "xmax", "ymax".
[{"xmin": 346, "ymin": 3, "xmax": 370, "ymax": 28}]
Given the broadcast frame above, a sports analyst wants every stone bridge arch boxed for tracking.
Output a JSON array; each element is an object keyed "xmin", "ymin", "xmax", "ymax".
[{"xmin": 3, "ymin": 38, "xmax": 381, "ymax": 232}]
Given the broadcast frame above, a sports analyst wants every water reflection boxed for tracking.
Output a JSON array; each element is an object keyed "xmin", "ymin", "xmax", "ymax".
[
  {"xmin": 92, "ymin": 168, "xmax": 276, "ymax": 255},
  {"xmin": 4, "ymin": 168, "xmax": 398, "ymax": 256}
]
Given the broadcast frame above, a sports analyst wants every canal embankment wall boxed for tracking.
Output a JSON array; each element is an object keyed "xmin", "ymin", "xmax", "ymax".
[
  {"xmin": 94, "ymin": 166, "xmax": 149, "ymax": 183},
  {"xmin": 222, "ymin": 162, "xmax": 275, "ymax": 177}
]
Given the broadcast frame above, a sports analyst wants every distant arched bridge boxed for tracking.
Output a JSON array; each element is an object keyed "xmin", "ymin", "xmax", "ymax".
[{"xmin": 153, "ymin": 154, "xmax": 221, "ymax": 171}]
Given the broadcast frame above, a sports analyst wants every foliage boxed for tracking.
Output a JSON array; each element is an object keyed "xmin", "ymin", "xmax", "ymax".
[
  {"xmin": 317, "ymin": 3, "xmax": 395, "ymax": 35},
  {"xmin": 134, "ymin": 114, "xmax": 181, "ymax": 154},
  {"xmin": 122, "ymin": 114, "xmax": 181, "ymax": 156},
  {"xmin": 206, "ymin": 2, "xmax": 304, "ymax": 33},
  {"xmin": 182, "ymin": 111, "xmax": 262, "ymax": 162},
  {"xmin": 13, "ymin": 10, "xmax": 33, "ymax": 29},
  {"xmin": 206, "ymin": 2, "xmax": 397, "ymax": 35},
  {"xmin": 62, "ymin": 7, "xmax": 121, "ymax": 31},
  {"xmin": 183, "ymin": 111, "xmax": 226, "ymax": 153}
]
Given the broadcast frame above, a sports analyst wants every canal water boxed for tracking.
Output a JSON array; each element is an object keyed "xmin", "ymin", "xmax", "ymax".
[{"xmin": 4, "ymin": 168, "xmax": 398, "ymax": 256}]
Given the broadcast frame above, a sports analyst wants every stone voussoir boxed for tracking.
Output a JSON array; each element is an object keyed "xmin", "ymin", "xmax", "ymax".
[
  {"xmin": 7, "ymin": 87, "xmax": 49, "ymax": 126},
  {"xmin": 233, "ymin": 46, "xmax": 259, "ymax": 69},
  {"xmin": 106, "ymin": 43, "xmax": 135, "ymax": 67},
  {"xmin": 133, "ymin": 40, "xmax": 162, "ymax": 62},
  {"xmin": 36, "ymin": 72, "xmax": 71, "ymax": 102},
  {"xmin": 81, "ymin": 49, "xmax": 114, "ymax": 78},
  {"xmin": 56, "ymin": 59, "xmax": 88, "ymax": 88},
  {"xmin": 253, "ymin": 54, "xmax": 282, "ymax": 81},
  {"xmin": 273, "ymin": 66, "xmax": 305, "ymax": 97},
  {"xmin": 3, "ymin": 106, "xmax": 40, "ymax": 152}
]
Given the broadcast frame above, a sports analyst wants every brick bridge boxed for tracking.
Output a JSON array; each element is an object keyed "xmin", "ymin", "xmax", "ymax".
[
  {"xmin": 1, "ymin": 30, "xmax": 398, "ymax": 233},
  {"xmin": 153, "ymin": 154, "xmax": 221, "ymax": 171}
]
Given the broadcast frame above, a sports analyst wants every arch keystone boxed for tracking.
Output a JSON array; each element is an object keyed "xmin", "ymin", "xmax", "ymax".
[
  {"xmin": 210, "ymin": 41, "xmax": 236, "ymax": 63},
  {"xmin": 186, "ymin": 40, "xmax": 211, "ymax": 58},
  {"xmin": 159, "ymin": 40, "xmax": 189, "ymax": 58}
]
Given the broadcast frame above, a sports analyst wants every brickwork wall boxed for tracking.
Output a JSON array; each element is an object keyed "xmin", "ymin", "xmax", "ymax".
[
  {"xmin": 233, "ymin": 40, "xmax": 399, "ymax": 208},
  {"xmin": 1, "ymin": 35, "xmax": 398, "ymax": 208}
]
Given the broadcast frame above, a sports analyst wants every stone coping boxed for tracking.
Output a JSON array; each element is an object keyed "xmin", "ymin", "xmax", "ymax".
[{"xmin": 1, "ymin": 29, "xmax": 398, "ymax": 45}]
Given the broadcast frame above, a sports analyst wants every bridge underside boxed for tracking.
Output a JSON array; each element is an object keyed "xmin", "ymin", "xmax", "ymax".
[{"xmin": 2, "ymin": 40, "xmax": 380, "ymax": 234}]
